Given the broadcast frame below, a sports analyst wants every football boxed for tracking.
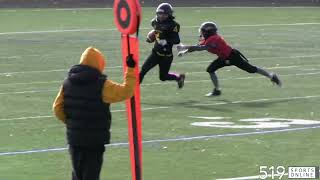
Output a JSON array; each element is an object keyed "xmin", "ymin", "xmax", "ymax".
[{"xmin": 146, "ymin": 30, "xmax": 156, "ymax": 43}]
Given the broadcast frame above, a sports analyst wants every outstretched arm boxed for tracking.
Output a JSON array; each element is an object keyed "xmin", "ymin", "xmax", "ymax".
[
  {"xmin": 177, "ymin": 43, "xmax": 216, "ymax": 57},
  {"xmin": 188, "ymin": 44, "xmax": 213, "ymax": 52},
  {"xmin": 178, "ymin": 44, "xmax": 216, "ymax": 52}
]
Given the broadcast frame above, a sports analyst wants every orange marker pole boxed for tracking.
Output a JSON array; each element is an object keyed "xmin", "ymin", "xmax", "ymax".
[{"xmin": 113, "ymin": 1, "xmax": 142, "ymax": 180}]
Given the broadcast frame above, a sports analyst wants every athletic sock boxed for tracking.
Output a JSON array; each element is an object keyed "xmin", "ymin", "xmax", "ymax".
[
  {"xmin": 209, "ymin": 72, "xmax": 220, "ymax": 90},
  {"xmin": 256, "ymin": 67, "xmax": 272, "ymax": 78}
]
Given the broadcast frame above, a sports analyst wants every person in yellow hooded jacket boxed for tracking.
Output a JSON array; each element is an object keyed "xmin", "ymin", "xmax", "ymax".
[{"xmin": 53, "ymin": 47, "xmax": 136, "ymax": 180}]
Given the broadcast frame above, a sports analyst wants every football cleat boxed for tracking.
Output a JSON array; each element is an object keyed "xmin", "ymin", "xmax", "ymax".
[
  {"xmin": 271, "ymin": 73, "xmax": 282, "ymax": 87},
  {"xmin": 205, "ymin": 88, "xmax": 221, "ymax": 97},
  {"xmin": 177, "ymin": 74, "xmax": 185, "ymax": 89}
]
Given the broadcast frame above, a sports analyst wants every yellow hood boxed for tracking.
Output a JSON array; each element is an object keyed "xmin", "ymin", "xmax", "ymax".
[{"xmin": 80, "ymin": 47, "xmax": 106, "ymax": 73}]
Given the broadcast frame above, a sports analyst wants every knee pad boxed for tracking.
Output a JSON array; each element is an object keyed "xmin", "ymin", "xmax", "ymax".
[
  {"xmin": 206, "ymin": 66, "xmax": 214, "ymax": 73},
  {"xmin": 206, "ymin": 63, "xmax": 219, "ymax": 73},
  {"xmin": 207, "ymin": 68, "xmax": 216, "ymax": 73}
]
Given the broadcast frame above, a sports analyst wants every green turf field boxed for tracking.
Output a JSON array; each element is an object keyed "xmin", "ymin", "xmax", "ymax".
[{"xmin": 0, "ymin": 7, "xmax": 320, "ymax": 180}]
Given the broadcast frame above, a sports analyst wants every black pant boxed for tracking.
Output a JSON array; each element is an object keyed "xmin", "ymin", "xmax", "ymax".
[
  {"xmin": 206, "ymin": 49, "xmax": 258, "ymax": 73},
  {"xmin": 139, "ymin": 51, "xmax": 178, "ymax": 83},
  {"xmin": 69, "ymin": 145, "xmax": 105, "ymax": 180}
]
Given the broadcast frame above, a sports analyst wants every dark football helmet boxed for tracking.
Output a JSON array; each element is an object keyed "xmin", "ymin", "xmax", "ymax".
[
  {"xmin": 199, "ymin": 22, "xmax": 218, "ymax": 39},
  {"xmin": 156, "ymin": 3, "xmax": 173, "ymax": 16}
]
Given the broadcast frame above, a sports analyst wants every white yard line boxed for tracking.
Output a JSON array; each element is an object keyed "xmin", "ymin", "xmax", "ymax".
[
  {"xmin": 175, "ymin": 7, "xmax": 320, "ymax": 9},
  {"xmin": 0, "ymin": 42, "xmax": 308, "ymax": 60},
  {"xmin": 0, "ymin": 125, "xmax": 319, "ymax": 156},
  {"xmin": 0, "ymin": 80, "xmax": 61, "ymax": 86},
  {"xmin": 0, "ymin": 22, "xmax": 319, "ymax": 35},
  {"xmin": 142, "ymin": 71, "xmax": 320, "ymax": 86},
  {"xmin": 0, "ymin": 66, "xmax": 124, "ymax": 76},
  {"xmin": 0, "ymin": 7, "xmax": 319, "ymax": 13},
  {"xmin": 0, "ymin": 28, "xmax": 115, "ymax": 35},
  {"xmin": 1, "ymin": 94, "xmax": 319, "ymax": 122},
  {"xmin": 217, "ymin": 173, "xmax": 288, "ymax": 180},
  {"xmin": 193, "ymin": 95, "xmax": 320, "ymax": 106},
  {"xmin": 0, "ymin": 89, "xmax": 57, "ymax": 95},
  {"xmin": 0, "ymin": 71, "xmax": 319, "ymax": 94},
  {"xmin": 0, "ymin": 69, "xmax": 67, "ymax": 75},
  {"xmin": 217, "ymin": 175, "xmax": 263, "ymax": 180},
  {"xmin": 228, "ymin": 22, "xmax": 320, "ymax": 27},
  {"xmin": 0, "ymin": 106, "xmax": 169, "ymax": 122},
  {"xmin": 0, "ymin": 54, "xmax": 320, "ymax": 76},
  {"xmin": 186, "ymin": 65, "xmax": 309, "ymax": 75},
  {"xmin": 0, "ymin": 115, "xmax": 53, "ymax": 121}
]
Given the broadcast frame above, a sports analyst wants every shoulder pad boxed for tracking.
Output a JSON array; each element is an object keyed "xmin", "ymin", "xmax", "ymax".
[{"xmin": 173, "ymin": 20, "xmax": 179, "ymax": 26}]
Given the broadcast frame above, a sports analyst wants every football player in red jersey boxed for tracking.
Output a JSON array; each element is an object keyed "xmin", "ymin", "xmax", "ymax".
[{"xmin": 177, "ymin": 22, "xmax": 282, "ymax": 96}]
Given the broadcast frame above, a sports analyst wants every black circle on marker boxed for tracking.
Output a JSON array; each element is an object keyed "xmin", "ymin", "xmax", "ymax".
[{"xmin": 116, "ymin": 0, "xmax": 131, "ymax": 29}]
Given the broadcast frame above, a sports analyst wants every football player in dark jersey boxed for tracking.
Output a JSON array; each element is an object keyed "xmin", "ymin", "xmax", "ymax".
[
  {"xmin": 139, "ymin": 3, "xmax": 185, "ymax": 89},
  {"xmin": 177, "ymin": 22, "xmax": 282, "ymax": 96}
]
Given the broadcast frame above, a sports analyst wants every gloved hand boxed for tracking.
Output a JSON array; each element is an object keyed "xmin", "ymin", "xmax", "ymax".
[
  {"xmin": 157, "ymin": 39, "xmax": 167, "ymax": 46},
  {"xmin": 126, "ymin": 54, "xmax": 136, "ymax": 68},
  {"xmin": 177, "ymin": 49, "xmax": 188, "ymax": 57},
  {"xmin": 177, "ymin": 44, "xmax": 188, "ymax": 51}
]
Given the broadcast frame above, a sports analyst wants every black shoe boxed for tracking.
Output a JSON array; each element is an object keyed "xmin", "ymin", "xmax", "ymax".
[
  {"xmin": 271, "ymin": 73, "xmax": 282, "ymax": 87},
  {"xmin": 177, "ymin": 74, "xmax": 185, "ymax": 89},
  {"xmin": 205, "ymin": 88, "xmax": 221, "ymax": 97}
]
